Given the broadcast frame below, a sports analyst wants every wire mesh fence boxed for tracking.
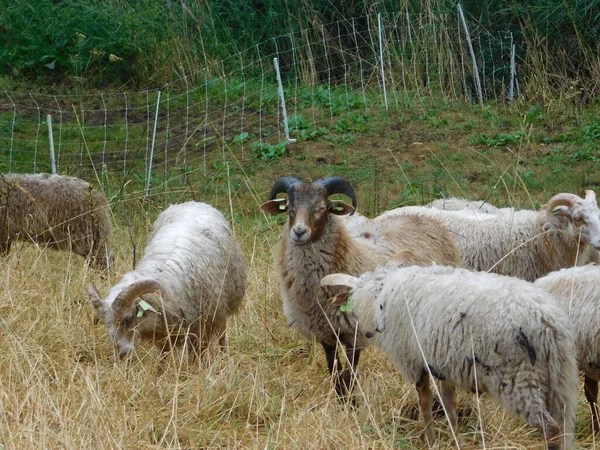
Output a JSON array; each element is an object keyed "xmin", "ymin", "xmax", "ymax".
[{"xmin": 0, "ymin": 9, "xmax": 516, "ymax": 191}]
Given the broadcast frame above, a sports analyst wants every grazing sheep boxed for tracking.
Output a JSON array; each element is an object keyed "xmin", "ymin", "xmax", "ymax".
[
  {"xmin": 535, "ymin": 264, "xmax": 600, "ymax": 433},
  {"xmin": 426, "ymin": 197, "xmax": 507, "ymax": 214},
  {"xmin": 382, "ymin": 190, "xmax": 600, "ymax": 281},
  {"xmin": 322, "ymin": 263, "xmax": 578, "ymax": 449},
  {"xmin": 260, "ymin": 177, "xmax": 462, "ymax": 401},
  {"xmin": 0, "ymin": 173, "xmax": 113, "ymax": 270},
  {"xmin": 88, "ymin": 201, "xmax": 246, "ymax": 359}
]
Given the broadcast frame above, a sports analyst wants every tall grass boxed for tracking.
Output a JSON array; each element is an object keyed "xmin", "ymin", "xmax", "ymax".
[{"xmin": 1, "ymin": 0, "xmax": 598, "ymax": 102}]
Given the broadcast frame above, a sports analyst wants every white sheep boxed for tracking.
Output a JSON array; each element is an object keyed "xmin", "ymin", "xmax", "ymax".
[
  {"xmin": 382, "ymin": 190, "xmax": 600, "ymax": 281},
  {"xmin": 0, "ymin": 173, "xmax": 113, "ymax": 270},
  {"xmin": 535, "ymin": 264, "xmax": 600, "ymax": 433},
  {"xmin": 88, "ymin": 201, "xmax": 246, "ymax": 359},
  {"xmin": 426, "ymin": 197, "xmax": 508, "ymax": 214},
  {"xmin": 322, "ymin": 263, "xmax": 578, "ymax": 449},
  {"xmin": 261, "ymin": 177, "xmax": 462, "ymax": 402}
]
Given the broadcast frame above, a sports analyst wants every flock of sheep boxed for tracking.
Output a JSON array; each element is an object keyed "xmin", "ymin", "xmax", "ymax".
[{"xmin": 3, "ymin": 172, "xmax": 600, "ymax": 449}]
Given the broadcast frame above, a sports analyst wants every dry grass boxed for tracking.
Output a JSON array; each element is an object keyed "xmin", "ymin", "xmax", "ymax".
[
  {"xmin": 2, "ymin": 106, "xmax": 600, "ymax": 449},
  {"xmin": 1, "ymin": 203, "xmax": 598, "ymax": 450}
]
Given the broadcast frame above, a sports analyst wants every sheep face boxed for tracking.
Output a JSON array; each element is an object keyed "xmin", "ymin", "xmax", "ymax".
[
  {"xmin": 544, "ymin": 190, "xmax": 600, "ymax": 249},
  {"xmin": 261, "ymin": 178, "xmax": 355, "ymax": 245},
  {"xmin": 88, "ymin": 281, "xmax": 165, "ymax": 359},
  {"xmin": 321, "ymin": 272, "xmax": 385, "ymax": 339}
]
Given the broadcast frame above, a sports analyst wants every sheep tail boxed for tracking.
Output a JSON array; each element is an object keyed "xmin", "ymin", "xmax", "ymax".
[{"xmin": 545, "ymin": 322, "xmax": 578, "ymax": 448}]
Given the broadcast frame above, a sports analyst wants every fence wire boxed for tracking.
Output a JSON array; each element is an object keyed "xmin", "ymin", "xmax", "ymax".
[{"xmin": 0, "ymin": 11, "xmax": 515, "ymax": 189}]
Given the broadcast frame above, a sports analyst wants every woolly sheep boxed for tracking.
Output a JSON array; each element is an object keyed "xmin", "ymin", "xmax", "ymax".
[
  {"xmin": 88, "ymin": 201, "xmax": 246, "ymax": 359},
  {"xmin": 382, "ymin": 190, "xmax": 600, "ymax": 281},
  {"xmin": 426, "ymin": 197, "xmax": 508, "ymax": 214},
  {"xmin": 535, "ymin": 264, "xmax": 600, "ymax": 433},
  {"xmin": 260, "ymin": 177, "xmax": 462, "ymax": 401},
  {"xmin": 0, "ymin": 173, "xmax": 113, "ymax": 270},
  {"xmin": 322, "ymin": 263, "xmax": 578, "ymax": 449}
]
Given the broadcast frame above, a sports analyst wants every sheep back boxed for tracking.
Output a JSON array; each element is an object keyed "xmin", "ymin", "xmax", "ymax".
[
  {"xmin": 427, "ymin": 197, "xmax": 503, "ymax": 214},
  {"xmin": 0, "ymin": 173, "xmax": 113, "ymax": 269}
]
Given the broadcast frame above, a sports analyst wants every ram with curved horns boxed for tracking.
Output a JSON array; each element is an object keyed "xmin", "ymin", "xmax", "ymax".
[
  {"xmin": 261, "ymin": 176, "xmax": 462, "ymax": 403},
  {"xmin": 382, "ymin": 190, "xmax": 600, "ymax": 281}
]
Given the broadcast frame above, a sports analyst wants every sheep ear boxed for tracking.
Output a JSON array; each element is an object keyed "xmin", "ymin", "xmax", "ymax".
[
  {"xmin": 328, "ymin": 201, "xmax": 355, "ymax": 216},
  {"xmin": 321, "ymin": 273, "xmax": 358, "ymax": 289},
  {"xmin": 260, "ymin": 198, "xmax": 288, "ymax": 214},
  {"xmin": 88, "ymin": 283, "xmax": 108, "ymax": 323},
  {"xmin": 329, "ymin": 292, "xmax": 351, "ymax": 306},
  {"xmin": 386, "ymin": 250, "xmax": 415, "ymax": 268}
]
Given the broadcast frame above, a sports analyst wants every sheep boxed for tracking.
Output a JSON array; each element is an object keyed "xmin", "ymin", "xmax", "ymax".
[
  {"xmin": 426, "ymin": 197, "xmax": 507, "ymax": 214},
  {"xmin": 535, "ymin": 264, "xmax": 600, "ymax": 433},
  {"xmin": 381, "ymin": 190, "xmax": 600, "ymax": 281},
  {"xmin": 321, "ymin": 262, "xmax": 578, "ymax": 449},
  {"xmin": 260, "ymin": 176, "xmax": 462, "ymax": 402},
  {"xmin": 88, "ymin": 201, "xmax": 246, "ymax": 359},
  {"xmin": 0, "ymin": 173, "xmax": 113, "ymax": 270}
]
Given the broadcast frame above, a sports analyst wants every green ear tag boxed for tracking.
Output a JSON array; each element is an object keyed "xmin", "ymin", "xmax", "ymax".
[
  {"xmin": 332, "ymin": 205, "xmax": 345, "ymax": 212},
  {"xmin": 279, "ymin": 204, "xmax": 286, "ymax": 210},
  {"xmin": 138, "ymin": 300, "xmax": 158, "ymax": 317},
  {"xmin": 340, "ymin": 295, "xmax": 353, "ymax": 313}
]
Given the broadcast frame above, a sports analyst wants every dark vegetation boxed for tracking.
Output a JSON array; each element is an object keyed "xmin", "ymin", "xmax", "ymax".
[{"xmin": 1, "ymin": 0, "xmax": 599, "ymax": 99}]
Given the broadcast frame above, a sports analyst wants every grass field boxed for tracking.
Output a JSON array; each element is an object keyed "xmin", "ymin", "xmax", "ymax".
[{"xmin": 2, "ymin": 97, "xmax": 600, "ymax": 449}]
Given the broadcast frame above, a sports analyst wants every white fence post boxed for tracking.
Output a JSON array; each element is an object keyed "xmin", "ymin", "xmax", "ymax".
[
  {"xmin": 509, "ymin": 34, "xmax": 516, "ymax": 101},
  {"xmin": 47, "ymin": 115, "xmax": 57, "ymax": 174},
  {"xmin": 273, "ymin": 57, "xmax": 296, "ymax": 144},
  {"xmin": 457, "ymin": 4, "xmax": 484, "ymax": 106},
  {"xmin": 377, "ymin": 12, "xmax": 389, "ymax": 111},
  {"xmin": 146, "ymin": 90, "xmax": 161, "ymax": 196}
]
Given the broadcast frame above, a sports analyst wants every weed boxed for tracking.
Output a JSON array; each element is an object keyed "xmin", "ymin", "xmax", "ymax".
[
  {"xmin": 470, "ymin": 131, "xmax": 525, "ymax": 147},
  {"xmin": 251, "ymin": 141, "xmax": 287, "ymax": 161}
]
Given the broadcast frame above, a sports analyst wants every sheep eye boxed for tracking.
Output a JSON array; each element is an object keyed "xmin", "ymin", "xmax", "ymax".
[
  {"xmin": 379, "ymin": 304, "xmax": 384, "ymax": 310},
  {"xmin": 124, "ymin": 314, "xmax": 134, "ymax": 326}
]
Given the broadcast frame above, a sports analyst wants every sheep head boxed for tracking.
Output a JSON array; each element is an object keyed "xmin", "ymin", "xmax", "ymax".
[
  {"xmin": 88, "ymin": 280, "xmax": 165, "ymax": 359},
  {"xmin": 543, "ymin": 190, "xmax": 600, "ymax": 249},
  {"xmin": 321, "ymin": 272, "xmax": 384, "ymax": 338},
  {"xmin": 260, "ymin": 177, "xmax": 357, "ymax": 245}
]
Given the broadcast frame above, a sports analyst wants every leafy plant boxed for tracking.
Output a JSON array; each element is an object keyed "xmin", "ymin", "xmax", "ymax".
[
  {"xmin": 251, "ymin": 141, "xmax": 287, "ymax": 161},
  {"xmin": 470, "ymin": 131, "xmax": 525, "ymax": 147}
]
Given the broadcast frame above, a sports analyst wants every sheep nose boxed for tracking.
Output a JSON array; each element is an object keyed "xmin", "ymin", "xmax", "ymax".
[
  {"xmin": 118, "ymin": 349, "xmax": 131, "ymax": 360},
  {"xmin": 293, "ymin": 226, "xmax": 307, "ymax": 239}
]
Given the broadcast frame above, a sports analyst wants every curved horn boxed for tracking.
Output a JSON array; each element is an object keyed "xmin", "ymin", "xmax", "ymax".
[
  {"xmin": 113, "ymin": 280, "xmax": 164, "ymax": 313},
  {"xmin": 267, "ymin": 177, "xmax": 301, "ymax": 200},
  {"xmin": 315, "ymin": 177, "xmax": 357, "ymax": 210},
  {"xmin": 585, "ymin": 190, "xmax": 597, "ymax": 202},
  {"xmin": 545, "ymin": 193, "xmax": 581, "ymax": 215}
]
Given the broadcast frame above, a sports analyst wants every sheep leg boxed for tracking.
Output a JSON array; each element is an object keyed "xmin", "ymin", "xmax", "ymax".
[
  {"xmin": 441, "ymin": 381, "xmax": 458, "ymax": 432},
  {"xmin": 540, "ymin": 411, "xmax": 562, "ymax": 450},
  {"xmin": 322, "ymin": 342, "xmax": 348, "ymax": 400},
  {"xmin": 341, "ymin": 343, "xmax": 361, "ymax": 406},
  {"xmin": 416, "ymin": 371, "xmax": 436, "ymax": 445},
  {"xmin": 584, "ymin": 375, "xmax": 600, "ymax": 433},
  {"xmin": 342, "ymin": 343, "xmax": 361, "ymax": 390}
]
